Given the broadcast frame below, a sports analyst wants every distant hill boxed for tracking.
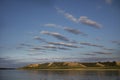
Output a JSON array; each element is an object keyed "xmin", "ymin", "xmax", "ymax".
[
  {"xmin": 19, "ymin": 61, "xmax": 120, "ymax": 69},
  {"xmin": 0, "ymin": 68, "xmax": 16, "ymax": 70}
]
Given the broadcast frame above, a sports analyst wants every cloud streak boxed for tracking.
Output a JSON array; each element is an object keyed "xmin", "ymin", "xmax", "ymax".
[
  {"xmin": 44, "ymin": 23, "xmax": 58, "ymax": 28},
  {"xmin": 20, "ymin": 43, "xmax": 33, "ymax": 47},
  {"xmin": 29, "ymin": 47, "xmax": 45, "ymax": 51},
  {"xmin": 93, "ymin": 51, "xmax": 112, "ymax": 54},
  {"xmin": 42, "ymin": 45, "xmax": 71, "ymax": 50},
  {"xmin": 63, "ymin": 27, "xmax": 81, "ymax": 35},
  {"xmin": 34, "ymin": 36, "xmax": 47, "ymax": 42},
  {"xmin": 80, "ymin": 42, "xmax": 104, "ymax": 48},
  {"xmin": 103, "ymin": 47, "xmax": 115, "ymax": 51},
  {"xmin": 41, "ymin": 31, "xmax": 69, "ymax": 41},
  {"xmin": 48, "ymin": 42, "xmax": 81, "ymax": 48},
  {"xmin": 112, "ymin": 40, "xmax": 120, "ymax": 45},
  {"xmin": 79, "ymin": 16, "xmax": 102, "ymax": 29},
  {"xmin": 56, "ymin": 8, "xmax": 102, "ymax": 29},
  {"xmin": 56, "ymin": 8, "xmax": 78, "ymax": 23},
  {"xmin": 43, "ymin": 23, "xmax": 87, "ymax": 35}
]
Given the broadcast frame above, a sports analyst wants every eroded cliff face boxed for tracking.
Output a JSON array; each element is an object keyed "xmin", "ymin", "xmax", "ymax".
[
  {"xmin": 20, "ymin": 61, "xmax": 120, "ymax": 69},
  {"xmin": 116, "ymin": 61, "xmax": 120, "ymax": 66},
  {"xmin": 96, "ymin": 62, "xmax": 105, "ymax": 67},
  {"xmin": 28, "ymin": 64, "xmax": 40, "ymax": 67},
  {"xmin": 63, "ymin": 62, "xmax": 86, "ymax": 68}
]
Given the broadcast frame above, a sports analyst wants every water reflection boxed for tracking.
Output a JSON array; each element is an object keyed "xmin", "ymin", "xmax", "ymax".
[
  {"xmin": 22, "ymin": 70, "xmax": 120, "ymax": 80},
  {"xmin": 0, "ymin": 70, "xmax": 120, "ymax": 80}
]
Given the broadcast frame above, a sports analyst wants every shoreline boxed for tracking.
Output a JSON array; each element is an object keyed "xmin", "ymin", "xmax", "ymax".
[{"xmin": 19, "ymin": 68, "xmax": 120, "ymax": 71}]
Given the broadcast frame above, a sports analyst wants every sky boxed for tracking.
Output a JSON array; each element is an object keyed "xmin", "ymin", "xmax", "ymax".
[{"xmin": 0, "ymin": 0, "xmax": 120, "ymax": 68}]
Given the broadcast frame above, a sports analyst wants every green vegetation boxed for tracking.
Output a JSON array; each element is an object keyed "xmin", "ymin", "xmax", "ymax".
[{"xmin": 19, "ymin": 61, "xmax": 120, "ymax": 70}]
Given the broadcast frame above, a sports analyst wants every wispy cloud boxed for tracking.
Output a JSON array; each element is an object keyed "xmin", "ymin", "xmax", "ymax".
[
  {"xmin": 20, "ymin": 43, "xmax": 33, "ymax": 47},
  {"xmin": 56, "ymin": 8, "xmax": 102, "ymax": 29},
  {"xmin": 48, "ymin": 42, "xmax": 81, "ymax": 48},
  {"xmin": 84, "ymin": 53, "xmax": 96, "ymax": 56},
  {"xmin": 30, "ymin": 47, "xmax": 45, "ymax": 51},
  {"xmin": 0, "ymin": 57, "xmax": 25, "ymax": 68},
  {"xmin": 81, "ymin": 57, "xmax": 120, "ymax": 62},
  {"xmin": 42, "ymin": 45, "xmax": 71, "ymax": 50},
  {"xmin": 40, "ymin": 31, "xmax": 70, "ymax": 41},
  {"xmin": 79, "ymin": 16, "xmax": 102, "ymax": 29},
  {"xmin": 34, "ymin": 36, "xmax": 47, "ymax": 42},
  {"xmin": 93, "ymin": 51, "xmax": 112, "ymax": 54},
  {"xmin": 80, "ymin": 42, "xmax": 104, "ymax": 48},
  {"xmin": 27, "ymin": 52, "xmax": 45, "ymax": 56},
  {"xmin": 112, "ymin": 40, "xmax": 120, "ymax": 45},
  {"xmin": 63, "ymin": 27, "xmax": 86, "ymax": 35},
  {"xmin": 43, "ymin": 23, "xmax": 87, "ymax": 35},
  {"xmin": 56, "ymin": 8, "xmax": 78, "ymax": 23},
  {"xmin": 103, "ymin": 47, "xmax": 115, "ymax": 51},
  {"xmin": 28, "ymin": 44, "xmax": 71, "ymax": 52},
  {"xmin": 43, "ymin": 23, "xmax": 58, "ymax": 28}
]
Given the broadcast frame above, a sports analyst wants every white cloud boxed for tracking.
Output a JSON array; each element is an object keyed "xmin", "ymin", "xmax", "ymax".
[
  {"xmin": 79, "ymin": 16, "xmax": 102, "ymax": 29},
  {"xmin": 43, "ymin": 23, "xmax": 87, "ymax": 35},
  {"xmin": 19, "ymin": 43, "xmax": 33, "ymax": 47},
  {"xmin": 103, "ymin": 48, "xmax": 115, "ymax": 51},
  {"xmin": 42, "ymin": 44, "xmax": 71, "ymax": 50},
  {"xmin": 34, "ymin": 36, "xmax": 47, "ymax": 42},
  {"xmin": 64, "ymin": 13, "xmax": 78, "ymax": 23},
  {"xmin": 80, "ymin": 42, "xmax": 104, "ymax": 48},
  {"xmin": 40, "ymin": 31, "xmax": 69, "ymax": 41},
  {"xmin": 48, "ymin": 42, "xmax": 80, "ymax": 48},
  {"xmin": 56, "ymin": 8, "xmax": 102, "ymax": 29},
  {"xmin": 56, "ymin": 7, "xmax": 78, "ymax": 23},
  {"xmin": 93, "ymin": 51, "xmax": 112, "ymax": 54},
  {"xmin": 63, "ymin": 27, "xmax": 81, "ymax": 35},
  {"xmin": 112, "ymin": 40, "xmax": 120, "ymax": 45},
  {"xmin": 44, "ymin": 23, "xmax": 57, "ymax": 27}
]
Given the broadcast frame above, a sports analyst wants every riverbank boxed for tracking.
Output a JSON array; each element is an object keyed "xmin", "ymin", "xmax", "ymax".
[{"xmin": 19, "ymin": 68, "xmax": 120, "ymax": 71}]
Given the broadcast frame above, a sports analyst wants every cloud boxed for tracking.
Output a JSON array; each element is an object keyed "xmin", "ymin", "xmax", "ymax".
[
  {"xmin": 80, "ymin": 42, "xmax": 104, "ymax": 48},
  {"xmin": 112, "ymin": 40, "xmax": 120, "ymax": 45},
  {"xmin": 34, "ymin": 36, "xmax": 47, "ymax": 42},
  {"xmin": 48, "ymin": 42, "xmax": 81, "ymax": 48},
  {"xmin": 57, "ymin": 47, "xmax": 71, "ymax": 50},
  {"xmin": 20, "ymin": 43, "xmax": 33, "ymax": 47},
  {"xmin": 81, "ymin": 57, "xmax": 120, "ymax": 62},
  {"xmin": 56, "ymin": 8, "xmax": 102, "ymax": 29},
  {"xmin": 43, "ymin": 23, "xmax": 58, "ymax": 28},
  {"xmin": 64, "ymin": 27, "xmax": 88, "ymax": 36},
  {"xmin": 56, "ymin": 8, "xmax": 78, "ymax": 23},
  {"xmin": 64, "ymin": 27, "xmax": 81, "ymax": 35},
  {"xmin": 28, "ymin": 44, "xmax": 71, "ymax": 52},
  {"xmin": 0, "ymin": 57, "xmax": 24, "ymax": 68},
  {"xmin": 93, "ymin": 51, "xmax": 112, "ymax": 54},
  {"xmin": 103, "ymin": 47, "xmax": 115, "ymax": 51},
  {"xmin": 43, "ymin": 23, "xmax": 87, "ymax": 35},
  {"xmin": 84, "ymin": 53, "xmax": 96, "ymax": 56},
  {"xmin": 42, "ymin": 44, "xmax": 71, "ymax": 50},
  {"xmin": 105, "ymin": 0, "xmax": 113, "ymax": 4},
  {"xmin": 30, "ymin": 47, "xmax": 45, "ymax": 51},
  {"xmin": 27, "ymin": 52, "xmax": 45, "ymax": 56},
  {"xmin": 40, "ymin": 31, "xmax": 69, "ymax": 41},
  {"xmin": 79, "ymin": 16, "xmax": 102, "ymax": 29},
  {"xmin": 42, "ymin": 45, "xmax": 57, "ymax": 49}
]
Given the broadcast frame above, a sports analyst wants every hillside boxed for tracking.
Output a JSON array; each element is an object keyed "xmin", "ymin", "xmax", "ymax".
[{"xmin": 20, "ymin": 61, "xmax": 120, "ymax": 69}]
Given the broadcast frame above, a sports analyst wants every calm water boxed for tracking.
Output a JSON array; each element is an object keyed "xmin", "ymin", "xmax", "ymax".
[{"xmin": 0, "ymin": 70, "xmax": 120, "ymax": 80}]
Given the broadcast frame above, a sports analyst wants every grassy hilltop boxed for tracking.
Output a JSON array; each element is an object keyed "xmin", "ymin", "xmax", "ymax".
[{"xmin": 19, "ymin": 61, "xmax": 120, "ymax": 70}]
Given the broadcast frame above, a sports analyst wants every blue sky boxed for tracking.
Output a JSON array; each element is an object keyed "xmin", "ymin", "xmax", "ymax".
[{"xmin": 0, "ymin": 0, "xmax": 120, "ymax": 68}]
